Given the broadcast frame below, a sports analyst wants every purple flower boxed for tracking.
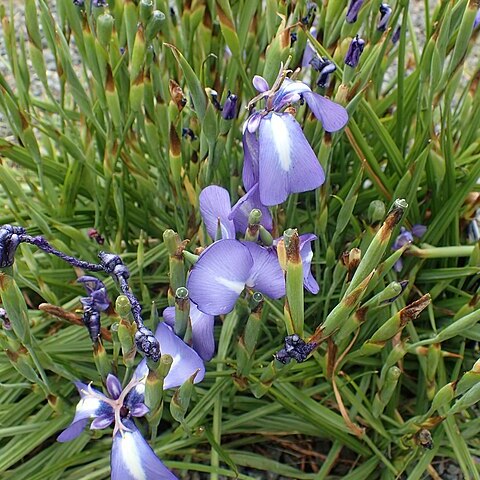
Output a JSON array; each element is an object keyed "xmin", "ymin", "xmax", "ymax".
[
  {"xmin": 345, "ymin": 35, "xmax": 365, "ymax": 68},
  {"xmin": 187, "ymin": 239, "xmax": 285, "ymax": 315},
  {"xmin": 346, "ymin": 0, "xmax": 364, "ymax": 23},
  {"xmin": 164, "ymin": 303, "xmax": 215, "ymax": 361},
  {"xmin": 392, "ymin": 225, "xmax": 426, "ymax": 271},
  {"xmin": 474, "ymin": 10, "xmax": 480, "ymax": 30},
  {"xmin": 243, "ymin": 70, "xmax": 348, "ymax": 206},
  {"xmin": 199, "ymin": 185, "xmax": 272, "ymax": 240},
  {"xmin": 377, "ymin": 4, "xmax": 392, "ymax": 32},
  {"xmin": 301, "ymin": 27, "xmax": 317, "ymax": 68},
  {"xmin": 58, "ymin": 323, "xmax": 204, "ymax": 479},
  {"xmin": 221, "ymin": 92, "xmax": 238, "ymax": 120},
  {"xmin": 78, "ymin": 276, "xmax": 110, "ymax": 342},
  {"xmin": 58, "ymin": 374, "xmax": 177, "ymax": 479}
]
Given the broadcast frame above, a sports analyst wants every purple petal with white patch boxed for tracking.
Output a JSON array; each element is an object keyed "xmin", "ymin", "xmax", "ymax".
[
  {"xmin": 258, "ymin": 112, "xmax": 325, "ymax": 206},
  {"xmin": 90, "ymin": 415, "xmax": 114, "ymax": 430},
  {"xmin": 302, "ymin": 91, "xmax": 349, "ymax": 132},
  {"xmin": 252, "ymin": 75, "xmax": 270, "ymax": 93},
  {"xmin": 187, "ymin": 239, "xmax": 253, "ymax": 315},
  {"xmin": 163, "ymin": 304, "xmax": 215, "ymax": 361},
  {"xmin": 134, "ymin": 322, "xmax": 205, "ymax": 391},
  {"xmin": 111, "ymin": 419, "xmax": 178, "ymax": 480},
  {"xmin": 57, "ymin": 382, "xmax": 113, "ymax": 442},
  {"xmin": 229, "ymin": 183, "xmax": 273, "ymax": 233},
  {"xmin": 199, "ymin": 186, "xmax": 235, "ymax": 240},
  {"xmin": 106, "ymin": 374, "xmax": 122, "ymax": 400},
  {"xmin": 243, "ymin": 242, "xmax": 285, "ymax": 299},
  {"xmin": 242, "ymin": 129, "xmax": 260, "ymax": 191},
  {"xmin": 299, "ymin": 234, "xmax": 320, "ymax": 294}
]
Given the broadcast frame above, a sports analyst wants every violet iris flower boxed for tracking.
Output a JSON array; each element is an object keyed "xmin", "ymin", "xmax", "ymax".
[
  {"xmin": 243, "ymin": 69, "xmax": 348, "ymax": 206},
  {"xmin": 199, "ymin": 184, "xmax": 272, "ymax": 240},
  {"xmin": 392, "ymin": 225, "xmax": 427, "ymax": 272},
  {"xmin": 58, "ymin": 323, "xmax": 204, "ymax": 480},
  {"xmin": 187, "ymin": 239, "xmax": 285, "ymax": 315},
  {"xmin": 346, "ymin": 0, "xmax": 364, "ymax": 23}
]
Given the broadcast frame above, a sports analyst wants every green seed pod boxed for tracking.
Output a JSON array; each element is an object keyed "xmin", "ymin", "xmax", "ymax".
[
  {"xmin": 368, "ymin": 200, "xmax": 386, "ymax": 226},
  {"xmin": 145, "ymin": 10, "xmax": 165, "ymax": 42},
  {"xmin": 456, "ymin": 359, "xmax": 480, "ymax": 396},
  {"xmin": 129, "ymin": 69, "xmax": 145, "ymax": 112},
  {"xmin": 346, "ymin": 199, "xmax": 407, "ymax": 295},
  {"xmin": 163, "ymin": 230, "xmax": 187, "ymax": 305},
  {"xmin": 449, "ymin": 381, "xmax": 480, "ymax": 416},
  {"xmin": 432, "ymin": 308, "xmax": 480, "ymax": 343},
  {"xmin": 93, "ymin": 340, "xmax": 111, "ymax": 382},
  {"xmin": 245, "ymin": 209, "xmax": 262, "ymax": 242},
  {"xmin": 284, "ymin": 229, "xmax": 304, "ymax": 337},
  {"xmin": 97, "ymin": 13, "xmax": 114, "ymax": 48},
  {"xmin": 139, "ymin": 0, "xmax": 154, "ymax": 25},
  {"xmin": 170, "ymin": 369, "xmax": 199, "ymax": 425},
  {"xmin": 259, "ymin": 226, "xmax": 273, "ymax": 246},
  {"xmin": 429, "ymin": 382, "xmax": 456, "ymax": 415},
  {"xmin": 372, "ymin": 366, "xmax": 402, "ymax": 417}
]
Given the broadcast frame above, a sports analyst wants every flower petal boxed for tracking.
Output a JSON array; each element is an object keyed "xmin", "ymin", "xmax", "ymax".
[
  {"xmin": 252, "ymin": 75, "xmax": 270, "ymax": 93},
  {"xmin": 243, "ymin": 242, "xmax": 285, "ymax": 299},
  {"xmin": 299, "ymin": 234, "xmax": 320, "ymax": 294},
  {"xmin": 130, "ymin": 402, "xmax": 150, "ymax": 417},
  {"xmin": 163, "ymin": 304, "xmax": 215, "ymax": 361},
  {"xmin": 187, "ymin": 239, "xmax": 253, "ymax": 315},
  {"xmin": 242, "ymin": 129, "xmax": 260, "ymax": 191},
  {"xmin": 411, "ymin": 224, "xmax": 427, "ymax": 238},
  {"xmin": 106, "ymin": 374, "xmax": 122, "ymax": 400},
  {"xmin": 134, "ymin": 322, "xmax": 206, "ymax": 390},
  {"xmin": 57, "ymin": 418, "xmax": 90, "ymax": 442},
  {"xmin": 90, "ymin": 414, "xmax": 114, "ymax": 430},
  {"xmin": 258, "ymin": 113, "xmax": 325, "ymax": 206},
  {"xmin": 302, "ymin": 91, "xmax": 349, "ymax": 132},
  {"xmin": 199, "ymin": 186, "xmax": 235, "ymax": 240},
  {"xmin": 111, "ymin": 420, "xmax": 178, "ymax": 480},
  {"xmin": 229, "ymin": 183, "xmax": 273, "ymax": 233}
]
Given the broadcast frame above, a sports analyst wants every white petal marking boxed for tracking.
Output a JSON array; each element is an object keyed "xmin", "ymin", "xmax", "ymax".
[
  {"xmin": 270, "ymin": 114, "xmax": 292, "ymax": 172},
  {"xmin": 119, "ymin": 432, "xmax": 147, "ymax": 480},
  {"xmin": 215, "ymin": 276, "xmax": 245, "ymax": 294}
]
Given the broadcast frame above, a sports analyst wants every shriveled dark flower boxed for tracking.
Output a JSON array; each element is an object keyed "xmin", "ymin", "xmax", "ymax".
[
  {"xmin": 78, "ymin": 276, "xmax": 110, "ymax": 342},
  {"xmin": 377, "ymin": 4, "xmax": 392, "ymax": 32},
  {"xmin": 221, "ymin": 92, "xmax": 238, "ymax": 120},
  {"xmin": 310, "ymin": 57, "xmax": 337, "ymax": 88},
  {"xmin": 92, "ymin": 0, "xmax": 108, "ymax": 7},
  {"xmin": 274, "ymin": 334, "xmax": 316, "ymax": 364},
  {"xmin": 0, "ymin": 225, "xmax": 25, "ymax": 268},
  {"xmin": 135, "ymin": 326, "xmax": 161, "ymax": 363},
  {"xmin": 72, "ymin": 0, "xmax": 85, "ymax": 6},
  {"xmin": 345, "ymin": 35, "xmax": 365, "ymax": 68},
  {"xmin": 346, "ymin": 0, "xmax": 364, "ymax": 23}
]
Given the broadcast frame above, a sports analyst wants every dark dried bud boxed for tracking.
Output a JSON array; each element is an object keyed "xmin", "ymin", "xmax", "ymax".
[
  {"xmin": 0, "ymin": 225, "xmax": 26, "ymax": 268},
  {"xmin": 221, "ymin": 92, "xmax": 238, "ymax": 120},
  {"xmin": 135, "ymin": 326, "xmax": 160, "ymax": 362},
  {"xmin": 345, "ymin": 35, "xmax": 365, "ymax": 68},
  {"xmin": 88, "ymin": 228, "xmax": 105, "ymax": 245},
  {"xmin": 274, "ymin": 334, "xmax": 316, "ymax": 364},
  {"xmin": 310, "ymin": 57, "xmax": 337, "ymax": 88}
]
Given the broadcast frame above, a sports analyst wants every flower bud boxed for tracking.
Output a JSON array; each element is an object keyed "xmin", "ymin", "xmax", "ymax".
[
  {"xmin": 221, "ymin": 92, "xmax": 238, "ymax": 120},
  {"xmin": 368, "ymin": 200, "xmax": 386, "ymax": 226},
  {"xmin": 346, "ymin": 0, "xmax": 364, "ymax": 23},
  {"xmin": 345, "ymin": 35, "xmax": 365, "ymax": 68}
]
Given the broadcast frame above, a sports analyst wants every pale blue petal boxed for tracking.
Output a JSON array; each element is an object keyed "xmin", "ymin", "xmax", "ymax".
[
  {"xmin": 302, "ymin": 91, "xmax": 349, "ymax": 132},
  {"xmin": 199, "ymin": 186, "xmax": 235, "ymax": 240}
]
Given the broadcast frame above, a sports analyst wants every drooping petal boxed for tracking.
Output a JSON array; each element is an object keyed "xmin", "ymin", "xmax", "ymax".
[
  {"xmin": 57, "ymin": 418, "xmax": 90, "ymax": 442},
  {"xmin": 106, "ymin": 374, "xmax": 122, "ymax": 400},
  {"xmin": 302, "ymin": 91, "xmax": 349, "ymax": 132},
  {"xmin": 272, "ymin": 79, "xmax": 311, "ymax": 111},
  {"xmin": 187, "ymin": 240, "xmax": 254, "ymax": 315},
  {"xmin": 252, "ymin": 75, "xmax": 270, "ymax": 93},
  {"xmin": 199, "ymin": 186, "xmax": 235, "ymax": 240},
  {"xmin": 299, "ymin": 234, "xmax": 320, "ymax": 294},
  {"xmin": 229, "ymin": 183, "xmax": 273, "ymax": 233},
  {"xmin": 242, "ymin": 129, "xmax": 260, "ymax": 191},
  {"xmin": 133, "ymin": 322, "xmax": 205, "ymax": 391},
  {"xmin": 258, "ymin": 112, "xmax": 325, "ymax": 206},
  {"xmin": 243, "ymin": 242, "xmax": 285, "ymax": 299},
  {"xmin": 163, "ymin": 304, "xmax": 215, "ymax": 361},
  {"xmin": 111, "ymin": 419, "xmax": 178, "ymax": 480}
]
